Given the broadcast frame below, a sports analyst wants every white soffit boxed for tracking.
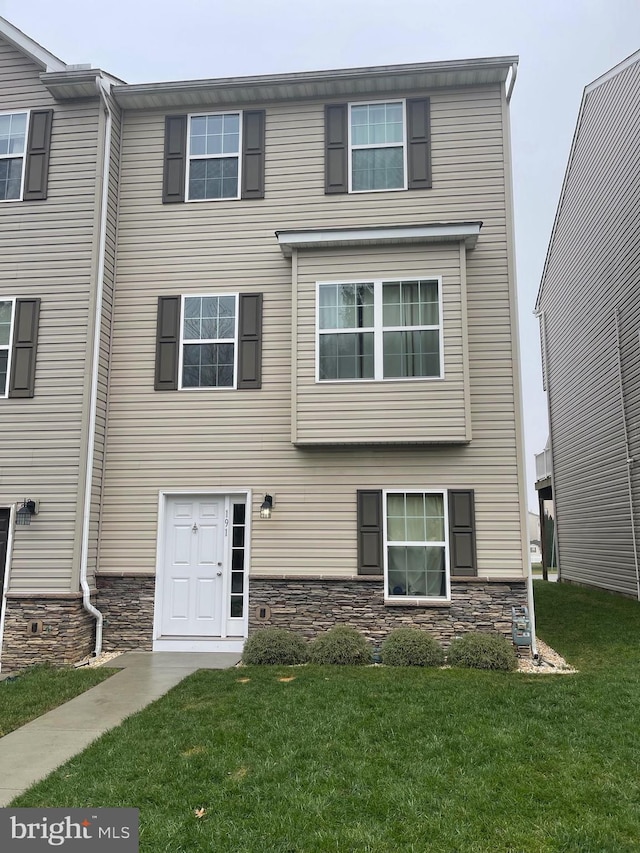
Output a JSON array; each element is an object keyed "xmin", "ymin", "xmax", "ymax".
[
  {"xmin": 276, "ymin": 222, "xmax": 482, "ymax": 256},
  {"xmin": 0, "ymin": 15, "xmax": 66, "ymax": 72}
]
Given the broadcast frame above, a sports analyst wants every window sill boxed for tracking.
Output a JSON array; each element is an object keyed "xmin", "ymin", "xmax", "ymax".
[{"xmin": 384, "ymin": 598, "xmax": 451, "ymax": 608}]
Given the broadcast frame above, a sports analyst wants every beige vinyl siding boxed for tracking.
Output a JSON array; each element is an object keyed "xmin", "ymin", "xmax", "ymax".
[
  {"xmin": 99, "ymin": 82, "xmax": 525, "ymax": 581},
  {"xmin": 293, "ymin": 244, "xmax": 469, "ymax": 444},
  {"xmin": 0, "ymin": 38, "xmax": 100, "ymax": 592},
  {"xmin": 538, "ymin": 58, "xmax": 640, "ymax": 596}
]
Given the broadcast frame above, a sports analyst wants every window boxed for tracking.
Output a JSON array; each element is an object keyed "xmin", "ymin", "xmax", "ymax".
[
  {"xmin": 187, "ymin": 113, "xmax": 241, "ymax": 200},
  {"xmin": 385, "ymin": 491, "xmax": 449, "ymax": 601},
  {"xmin": 180, "ymin": 295, "xmax": 237, "ymax": 388},
  {"xmin": 0, "ymin": 299, "xmax": 14, "ymax": 396},
  {"xmin": 349, "ymin": 101, "xmax": 406, "ymax": 192},
  {"xmin": 317, "ymin": 278, "xmax": 442, "ymax": 381},
  {"xmin": 0, "ymin": 112, "xmax": 27, "ymax": 201},
  {"xmin": 230, "ymin": 503, "xmax": 246, "ymax": 619}
]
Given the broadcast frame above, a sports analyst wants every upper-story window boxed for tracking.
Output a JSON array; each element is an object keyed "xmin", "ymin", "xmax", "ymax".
[
  {"xmin": 317, "ymin": 278, "xmax": 442, "ymax": 382},
  {"xmin": 180, "ymin": 294, "xmax": 237, "ymax": 388},
  {"xmin": 349, "ymin": 101, "xmax": 406, "ymax": 192},
  {"xmin": 0, "ymin": 112, "xmax": 28, "ymax": 201},
  {"xmin": 0, "ymin": 300, "xmax": 14, "ymax": 395},
  {"xmin": 187, "ymin": 113, "xmax": 241, "ymax": 200}
]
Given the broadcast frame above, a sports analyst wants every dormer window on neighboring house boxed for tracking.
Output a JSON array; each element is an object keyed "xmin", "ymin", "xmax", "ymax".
[{"xmin": 0, "ymin": 110, "xmax": 53, "ymax": 202}]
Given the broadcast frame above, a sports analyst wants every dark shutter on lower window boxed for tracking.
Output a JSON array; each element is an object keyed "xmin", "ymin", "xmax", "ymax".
[
  {"xmin": 241, "ymin": 110, "xmax": 265, "ymax": 199},
  {"xmin": 155, "ymin": 296, "xmax": 180, "ymax": 390},
  {"xmin": 237, "ymin": 293, "xmax": 262, "ymax": 389},
  {"xmin": 357, "ymin": 490, "xmax": 383, "ymax": 575},
  {"xmin": 448, "ymin": 490, "xmax": 477, "ymax": 576},
  {"xmin": 9, "ymin": 298, "xmax": 40, "ymax": 398},
  {"xmin": 23, "ymin": 110, "xmax": 53, "ymax": 201},
  {"xmin": 406, "ymin": 98, "xmax": 432, "ymax": 191},
  {"xmin": 325, "ymin": 103, "xmax": 348, "ymax": 194},
  {"xmin": 163, "ymin": 116, "xmax": 187, "ymax": 203}
]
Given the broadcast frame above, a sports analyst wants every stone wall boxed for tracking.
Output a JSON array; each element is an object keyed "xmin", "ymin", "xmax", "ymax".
[
  {"xmin": 248, "ymin": 578, "xmax": 527, "ymax": 646},
  {"xmin": 1, "ymin": 596, "xmax": 95, "ymax": 671},
  {"xmin": 96, "ymin": 574, "xmax": 155, "ymax": 651}
]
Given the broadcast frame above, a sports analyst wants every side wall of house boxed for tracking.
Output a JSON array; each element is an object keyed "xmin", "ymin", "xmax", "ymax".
[{"xmin": 538, "ymin": 59, "xmax": 640, "ymax": 596}]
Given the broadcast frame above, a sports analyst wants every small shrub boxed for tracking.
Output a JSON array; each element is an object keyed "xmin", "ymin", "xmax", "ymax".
[
  {"xmin": 447, "ymin": 632, "xmax": 518, "ymax": 671},
  {"xmin": 242, "ymin": 628, "xmax": 308, "ymax": 665},
  {"xmin": 381, "ymin": 628, "xmax": 445, "ymax": 667},
  {"xmin": 308, "ymin": 625, "xmax": 371, "ymax": 665}
]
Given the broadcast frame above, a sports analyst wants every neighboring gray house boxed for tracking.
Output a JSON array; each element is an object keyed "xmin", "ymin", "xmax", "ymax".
[
  {"xmin": 0, "ymin": 16, "xmax": 533, "ymax": 670},
  {"xmin": 536, "ymin": 50, "xmax": 640, "ymax": 600}
]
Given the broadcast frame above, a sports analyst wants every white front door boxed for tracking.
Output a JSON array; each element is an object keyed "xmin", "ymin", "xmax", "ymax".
[{"xmin": 161, "ymin": 496, "xmax": 225, "ymax": 637}]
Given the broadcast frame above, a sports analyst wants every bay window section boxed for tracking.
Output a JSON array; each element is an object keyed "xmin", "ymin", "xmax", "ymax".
[
  {"xmin": 180, "ymin": 294, "xmax": 237, "ymax": 389},
  {"xmin": 317, "ymin": 278, "xmax": 442, "ymax": 382},
  {"xmin": 386, "ymin": 491, "xmax": 449, "ymax": 600}
]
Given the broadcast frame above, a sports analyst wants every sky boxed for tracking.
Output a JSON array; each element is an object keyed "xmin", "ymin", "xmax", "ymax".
[{"xmin": 2, "ymin": 0, "xmax": 639, "ymax": 510}]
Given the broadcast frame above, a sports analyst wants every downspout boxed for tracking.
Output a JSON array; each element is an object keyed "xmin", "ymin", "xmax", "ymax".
[
  {"xmin": 614, "ymin": 309, "xmax": 640, "ymax": 600},
  {"xmin": 506, "ymin": 61, "xmax": 518, "ymax": 104},
  {"xmin": 80, "ymin": 75, "xmax": 113, "ymax": 654}
]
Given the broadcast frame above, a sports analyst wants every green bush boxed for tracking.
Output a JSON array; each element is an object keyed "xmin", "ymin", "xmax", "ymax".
[
  {"xmin": 447, "ymin": 632, "xmax": 518, "ymax": 671},
  {"xmin": 242, "ymin": 628, "xmax": 308, "ymax": 665},
  {"xmin": 381, "ymin": 627, "xmax": 445, "ymax": 667},
  {"xmin": 308, "ymin": 625, "xmax": 372, "ymax": 665}
]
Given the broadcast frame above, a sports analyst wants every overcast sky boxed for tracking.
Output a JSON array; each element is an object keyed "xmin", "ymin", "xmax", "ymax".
[{"xmin": 2, "ymin": 0, "xmax": 640, "ymax": 510}]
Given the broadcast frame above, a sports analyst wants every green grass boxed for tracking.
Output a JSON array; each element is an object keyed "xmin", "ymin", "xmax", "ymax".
[
  {"xmin": 11, "ymin": 583, "xmax": 640, "ymax": 852},
  {"xmin": 0, "ymin": 664, "xmax": 114, "ymax": 737}
]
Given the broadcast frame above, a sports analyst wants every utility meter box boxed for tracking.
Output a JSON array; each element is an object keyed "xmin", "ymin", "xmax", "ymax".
[{"xmin": 511, "ymin": 605, "xmax": 532, "ymax": 647}]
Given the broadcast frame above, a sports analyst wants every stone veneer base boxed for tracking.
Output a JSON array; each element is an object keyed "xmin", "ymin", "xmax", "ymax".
[
  {"xmin": 248, "ymin": 578, "xmax": 528, "ymax": 646},
  {"xmin": 1, "ymin": 596, "xmax": 95, "ymax": 672},
  {"xmin": 96, "ymin": 574, "xmax": 156, "ymax": 652}
]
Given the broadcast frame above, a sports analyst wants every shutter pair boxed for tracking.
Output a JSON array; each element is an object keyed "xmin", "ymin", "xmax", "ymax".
[
  {"xmin": 8, "ymin": 299, "xmax": 40, "ymax": 398},
  {"xmin": 22, "ymin": 110, "xmax": 53, "ymax": 201},
  {"xmin": 163, "ymin": 111, "xmax": 266, "ymax": 203},
  {"xmin": 357, "ymin": 489, "xmax": 477, "ymax": 576},
  {"xmin": 155, "ymin": 294, "xmax": 263, "ymax": 390},
  {"xmin": 325, "ymin": 98, "xmax": 432, "ymax": 194}
]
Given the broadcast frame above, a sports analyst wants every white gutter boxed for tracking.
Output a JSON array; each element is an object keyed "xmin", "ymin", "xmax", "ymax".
[
  {"xmin": 79, "ymin": 75, "xmax": 113, "ymax": 655},
  {"xmin": 614, "ymin": 309, "xmax": 640, "ymax": 600},
  {"xmin": 506, "ymin": 60, "xmax": 518, "ymax": 104}
]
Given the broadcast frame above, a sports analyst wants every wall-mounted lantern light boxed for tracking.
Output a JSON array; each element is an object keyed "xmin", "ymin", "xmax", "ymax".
[
  {"xmin": 16, "ymin": 499, "xmax": 38, "ymax": 527},
  {"xmin": 260, "ymin": 494, "xmax": 274, "ymax": 519}
]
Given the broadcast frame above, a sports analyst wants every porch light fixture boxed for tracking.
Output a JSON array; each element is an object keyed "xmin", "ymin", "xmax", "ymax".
[
  {"xmin": 260, "ymin": 494, "xmax": 274, "ymax": 519},
  {"xmin": 16, "ymin": 499, "xmax": 37, "ymax": 527}
]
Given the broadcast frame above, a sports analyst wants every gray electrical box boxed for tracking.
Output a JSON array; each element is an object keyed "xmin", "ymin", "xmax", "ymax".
[{"xmin": 511, "ymin": 605, "xmax": 532, "ymax": 647}]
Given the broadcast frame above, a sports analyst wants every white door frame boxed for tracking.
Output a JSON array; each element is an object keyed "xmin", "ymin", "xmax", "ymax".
[
  {"xmin": 153, "ymin": 489, "xmax": 252, "ymax": 653},
  {"xmin": 0, "ymin": 503, "xmax": 17, "ymax": 674}
]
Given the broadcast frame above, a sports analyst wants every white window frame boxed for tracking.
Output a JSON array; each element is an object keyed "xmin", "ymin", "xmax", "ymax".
[
  {"xmin": 0, "ymin": 297, "xmax": 15, "ymax": 398},
  {"xmin": 348, "ymin": 99, "xmax": 407, "ymax": 194},
  {"xmin": 178, "ymin": 293, "xmax": 239, "ymax": 390},
  {"xmin": 315, "ymin": 277, "xmax": 444, "ymax": 383},
  {"xmin": 186, "ymin": 111, "xmax": 242, "ymax": 202},
  {"xmin": 0, "ymin": 110, "xmax": 29, "ymax": 203},
  {"xmin": 383, "ymin": 488, "xmax": 451, "ymax": 604}
]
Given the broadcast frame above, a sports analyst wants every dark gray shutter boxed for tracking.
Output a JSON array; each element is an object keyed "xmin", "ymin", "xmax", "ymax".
[
  {"xmin": 23, "ymin": 110, "xmax": 53, "ymax": 201},
  {"xmin": 357, "ymin": 490, "xmax": 383, "ymax": 575},
  {"xmin": 237, "ymin": 293, "xmax": 262, "ymax": 389},
  {"xmin": 241, "ymin": 110, "xmax": 265, "ymax": 199},
  {"xmin": 163, "ymin": 116, "xmax": 187, "ymax": 203},
  {"xmin": 406, "ymin": 98, "xmax": 432, "ymax": 191},
  {"xmin": 9, "ymin": 298, "xmax": 40, "ymax": 398},
  {"xmin": 448, "ymin": 490, "xmax": 477, "ymax": 576},
  {"xmin": 155, "ymin": 296, "xmax": 180, "ymax": 390},
  {"xmin": 325, "ymin": 103, "xmax": 348, "ymax": 194}
]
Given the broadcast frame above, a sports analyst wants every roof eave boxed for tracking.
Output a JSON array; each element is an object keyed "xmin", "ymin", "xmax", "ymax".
[{"xmin": 0, "ymin": 15, "xmax": 66, "ymax": 72}]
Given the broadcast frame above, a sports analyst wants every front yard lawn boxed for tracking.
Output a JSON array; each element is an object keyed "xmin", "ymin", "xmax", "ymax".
[
  {"xmin": 12, "ymin": 583, "xmax": 640, "ymax": 852},
  {"xmin": 0, "ymin": 664, "xmax": 114, "ymax": 737}
]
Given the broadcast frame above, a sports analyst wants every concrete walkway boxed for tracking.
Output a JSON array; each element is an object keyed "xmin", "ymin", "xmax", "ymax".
[{"xmin": 0, "ymin": 651, "xmax": 240, "ymax": 806}]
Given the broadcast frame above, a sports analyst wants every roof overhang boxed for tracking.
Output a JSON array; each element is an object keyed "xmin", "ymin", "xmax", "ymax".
[
  {"xmin": 40, "ymin": 69, "xmax": 124, "ymax": 100},
  {"xmin": 276, "ymin": 222, "xmax": 482, "ymax": 257},
  {"xmin": 112, "ymin": 56, "xmax": 518, "ymax": 111},
  {"xmin": 0, "ymin": 15, "xmax": 66, "ymax": 72}
]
